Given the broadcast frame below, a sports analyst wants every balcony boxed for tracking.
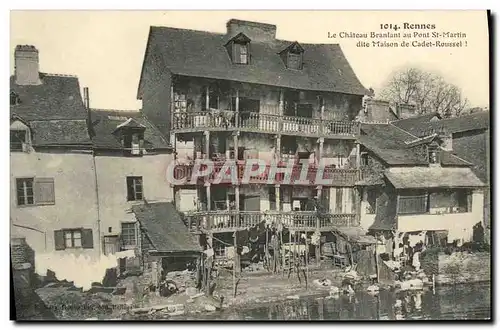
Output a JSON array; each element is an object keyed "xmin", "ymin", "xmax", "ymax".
[
  {"xmin": 172, "ymin": 110, "xmax": 359, "ymax": 138},
  {"xmin": 185, "ymin": 211, "xmax": 358, "ymax": 233},
  {"xmin": 172, "ymin": 162, "xmax": 361, "ymax": 186}
]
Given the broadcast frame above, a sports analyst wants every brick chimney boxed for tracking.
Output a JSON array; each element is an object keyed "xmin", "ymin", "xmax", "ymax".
[
  {"xmin": 362, "ymin": 99, "xmax": 393, "ymax": 122},
  {"xmin": 14, "ymin": 45, "xmax": 41, "ymax": 86},
  {"xmin": 226, "ymin": 19, "xmax": 277, "ymax": 42},
  {"xmin": 396, "ymin": 103, "xmax": 417, "ymax": 119}
]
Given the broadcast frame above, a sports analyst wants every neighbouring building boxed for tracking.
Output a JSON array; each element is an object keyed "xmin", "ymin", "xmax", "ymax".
[
  {"xmin": 10, "ymin": 45, "xmax": 100, "ymax": 262},
  {"xmin": 89, "ymin": 108, "xmax": 175, "ymax": 272},
  {"xmin": 137, "ymin": 19, "xmax": 373, "ymax": 260},
  {"xmin": 392, "ymin": 111, "xmax": 491, "ymax": 238},
  {"xmin": 356, "ymin": 121, "xmax": 486, "ymax": 257}
]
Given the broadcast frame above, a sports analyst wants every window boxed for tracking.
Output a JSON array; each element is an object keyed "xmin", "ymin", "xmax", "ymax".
[
  {"xmin": 54, "ymin": 228, "xmax": 93, "ymax": 250},
  {"xmin": 16, "ymin": 178, "xmax": 55, "ymax": 206},
  {"xmin": 10, "ymin": 91, "xmax": 21, "ymax": 105},
  {"xmin": 366, "ymin": 189, "xmax": 377, "ymax": 214},
  {"xmin": 269, "ymin": 187, "xmax": 277, "ymax": 211},
  {"xmin": 398, "ymin": 193, "xmax": 429, "ymax": 214},
  {"xmin": 287, "ymin": 52, "xmax": 303, "ymax": 70},
  {"xmin": 11, "ymin": 130, "xmax": 27, "ymax": 152},
  {"xmin": 16, "ymin": 178, "xmax": 34, "ymax": 206},
  {"xmin": 65, "ymin": 230, "xmax": 82, "ymax": 248},
  {"xmin": 174, "ymin": 93, "xmax": 187, "ymax": 113},
  {"xmin": 123, "ymin": 133, "xmax": 144, "ymax": 156},
  {"xmin": 233, "ymin": 43, "xmax": 249, "ymax": 64},
  {"xmin": 126, "ymin": 176, "xmax": 143, "ymax": 201},
  {"xmin": 121, "ymin": 222, "xmax": 137, "ymax": 246},
  {"xmin": 360, "ymin": 152, "xmax": 369, "ymax": 166}
]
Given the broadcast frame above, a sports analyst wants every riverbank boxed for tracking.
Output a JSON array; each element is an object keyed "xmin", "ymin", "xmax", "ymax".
[{"xmin": 35, "ymin": 266, "xmax": 349, "ymax": 320}]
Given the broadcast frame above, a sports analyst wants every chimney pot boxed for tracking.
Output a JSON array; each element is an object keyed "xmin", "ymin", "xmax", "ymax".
[{"xmin": 14, "ymin": 44, "xmax": 41, "ymax": 86}]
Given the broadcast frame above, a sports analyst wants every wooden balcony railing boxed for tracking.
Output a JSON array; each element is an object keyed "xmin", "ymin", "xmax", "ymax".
[
  {"xmin": 172, "ymin": 162, "xmax": 361, "ymax": 186},
  {"xmin": 172, "ymin": 110, "xmax": 360, "ymax": 138},
  {"xmin": 184, "ymin": 211, "xmax": 358, "ymax": 232}
]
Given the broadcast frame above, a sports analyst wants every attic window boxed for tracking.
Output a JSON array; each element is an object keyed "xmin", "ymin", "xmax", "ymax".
[
  {"xmin": 281, "ymin": 42, "xmax": 304, "ymax": 70},
  {"xmin": 10, "ymin": 91, "xmax": 21, "ymax": 105},
  {"xmin": 428, "ymin": 144, "xmax": 440, "ymax": 164},
  {"xmin": 123, "ymin": 132, "xmax": 144, "ymax": 156},
  {"xmin": 225, "ymin": 33, "xmax": 251, "ymax": 65}
]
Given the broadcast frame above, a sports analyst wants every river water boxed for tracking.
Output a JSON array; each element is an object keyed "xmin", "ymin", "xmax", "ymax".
[{"xmin": 189, "ymin": 282, "xmax": 491, "ymax": 321}]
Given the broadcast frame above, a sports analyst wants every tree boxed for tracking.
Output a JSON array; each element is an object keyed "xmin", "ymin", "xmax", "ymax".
[{"xmin": 380, "ymin": 67, "xmax": 469, "ymax": 118}]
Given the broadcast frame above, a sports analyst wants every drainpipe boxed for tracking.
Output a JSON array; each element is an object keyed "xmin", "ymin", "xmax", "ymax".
[{"xmin": 85, "ymin": 87, "xmax": 102, "ymax": 256}]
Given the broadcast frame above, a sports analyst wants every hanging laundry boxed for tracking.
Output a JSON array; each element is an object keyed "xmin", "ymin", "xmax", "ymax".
[
  {"xmin": 408, "ymin": 231, "xmax": 426, "ymax": 248},
  {"xmin": 412, "ymin": 251, "xmax": 421, "ymax": 271},
  {"xmin": 226, "ymin": 246, "xmax": 235, "ymax": 259},
  {"xmin": 203, "ymin": 248, "xmax": 214, "ymax": 258}
]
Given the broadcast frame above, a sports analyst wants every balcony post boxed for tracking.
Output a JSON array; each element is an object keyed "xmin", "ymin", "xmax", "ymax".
[
  {"xmin": 170, "ymin": 84, "xmax": 175, "ymax": 145},
  {"xmin": 204, "ymin": 130, "xmax": 210, "ymax": 159},
  {"xmin": 317, "ymin": 137, "xmax": 324, "ymax": 164},
  {"xmin": 205, "ymin": 85, "xmax": 210, "ymax": 111},
  {"xmin": 235, "ymin": 89, "xmax": 239, "ymax": 127},
  {"xmin": 315, "ymin": 186, "xmax": 322, "ymax": 265},
  {"xmin": 275, "ymin": 184, "xmax": 281, "ymax": 212},
  {"xmin": 278, "ymin": 89, "xmax": 284, "ymax": 131},
  {"xmin": 355, "ymin": 143, "xmax": 361, "ymax": 169},
  {"xmin": 233, "ymin": 131, "xmax": 239, "ymax": 161},
  {"xmin": 275, "ymin": 134, "xmax": 281, "ymax": 161},
  {"xmin": 320, "ymin": 98, "xmax": 325, "ymax": 135}
]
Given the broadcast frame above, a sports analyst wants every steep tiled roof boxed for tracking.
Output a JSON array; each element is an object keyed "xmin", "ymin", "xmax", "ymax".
[
  {"xmin": 390, "ymin": 113, "xmax": 441, "ymax": 136},
  {"xmin": 359, "ymin": 123, "xmax": 472, "ymax": 166},
  {"xmin": 132, "ymin": 202, "xmax": 201, "ymax": 253},
  {"xmin": 384, "ymin": 167, "xmax": 485, "ymax": 189},
  {"xmin": 392, "ymin": 111, "xmax": 490, "ymax": 137},
  {"xmin": 437, "ymin": 111, "xmax": 490, "ymax": 134},
  {"xmin": 10, "ymin": 73, "xmax": 92, "ymax": 146},
  {"xmin": 138, "ymin": 26, "xmax": 367, "ymax": 98},
  {"xmin": 90, "ymin": 109, "xmax": 170, "ymax": 150},
  {"xmin": 10, "ymin": 74, "xmax": 87, "ymax": 121}
]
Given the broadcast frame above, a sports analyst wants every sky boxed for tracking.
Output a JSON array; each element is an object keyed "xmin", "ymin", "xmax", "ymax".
[{"xmin": 10, "ymin": 10, "xmax": 490, "ymax": 110}]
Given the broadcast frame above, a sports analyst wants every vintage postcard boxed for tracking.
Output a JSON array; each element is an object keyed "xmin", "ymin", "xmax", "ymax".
[{"xmin": 10, "ymin": 10, "xmax": 491, "ymax": 321}]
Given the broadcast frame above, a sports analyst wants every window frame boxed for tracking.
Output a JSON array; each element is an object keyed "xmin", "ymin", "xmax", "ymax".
[
  {"xmin": 120, "ymin": 222, "xmax": 137, "ymax": 247},
  {"xmin": 16, "ymin": 177, "xmax": 34, "ymax": 206},
  {"xmin": 10, "ymin": 129, "xmax": 27, "ymax": 152},
  {"xmin": 287, "ymin": 52, "xmax": 303, "ymax": 70},
  {"xmin": 64, "ymin": 229, "xmax": 83, "ymax": 249},
  {"xmin": 126, "ymin": 176, "xmax": 144, "ymax": 201}
]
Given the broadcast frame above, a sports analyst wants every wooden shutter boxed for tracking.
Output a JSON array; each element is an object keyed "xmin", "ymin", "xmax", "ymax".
[
  {"xmin": 35, "ymin": 178, "xmax": 55, "ymax": 205},
  {"xmin": 335, "ymin": 188, "xmax": 343, "ymax": 213},
  {"xmin": 81, "ymin": 229, "xmax": 94, "ymax": 249},
  {"xmin": 233, "ymin": 43, "xmax": 242, "ymax": 64},
  {"xmin": 54, "ymin": 230, "xmax": 65, "ymax": 250}
]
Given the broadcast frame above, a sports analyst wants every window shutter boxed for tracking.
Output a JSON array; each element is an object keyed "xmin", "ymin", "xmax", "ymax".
[
  {"xmin": 126, "ymin": 177, "xmax": 134, "ymax": 201},
  {"xmin": 35, "ymin": 178, "xmax": 55, "ymax": 205},
  {"xmin": 233, "ymin": 43, "xmax": 241, "ymax": 63},
  {"xmin": 54, "ymin": 230, "xmax": 65, "ymax": 250},
  {"xmin": 81, "ymin": 229, "xmax": 94, "ymax": 249}
]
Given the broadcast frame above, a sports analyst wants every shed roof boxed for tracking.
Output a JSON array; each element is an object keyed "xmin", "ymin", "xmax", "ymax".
[
  {"xmin": 384, "ymin": 167, "xmax": 485, "ymax": 189},
  {"xmin": 132, "ymin": 202, "xmax": 201, "ymax": 253}
]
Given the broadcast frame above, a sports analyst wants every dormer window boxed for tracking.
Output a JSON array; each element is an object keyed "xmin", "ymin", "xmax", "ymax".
[
  {"xmin": 428, "ymin": 142, "xmax": 440, "ymax": 164},
  {"xmin": 10, "ymin": 91, "xmax": 21, "ymax": 106},
  {"xmin": 114, "ymin": 118, "xmax": 146, "ymax": 157},
  {"xmin": 280, "ymin": 42, "xmax": 304, "ymax": 70},
  {"xmin": 225, "ymin": 33, "xmax": 251, "ymax": 65},
  {"xmin": 10, "ymin": 118, "xmax": 30, "ymax": 152}
]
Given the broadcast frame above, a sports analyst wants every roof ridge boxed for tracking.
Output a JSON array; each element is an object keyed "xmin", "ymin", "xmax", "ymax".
[
  {"xmin": 445, "ymin": 151, "xmax": 474, "ymax": 166},
  {"xmin": 42, "ymin": 72, "xmax": 78, "ymax": 78},
  {"xmin": 90, "ymin": 108, "xmax": 140, "ymax": 113},
  {"xmin": 388, "ymin": 122, "xmax": 419, "ymax": 139},
  {"xmin": 139, "ymin": 112, "xmax": 171, "ymax": 147}
]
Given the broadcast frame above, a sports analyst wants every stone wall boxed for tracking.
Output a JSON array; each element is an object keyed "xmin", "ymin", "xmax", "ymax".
[{"xmin": 421, "ymin": 251, "xmax": 490, "ymax": 285}]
